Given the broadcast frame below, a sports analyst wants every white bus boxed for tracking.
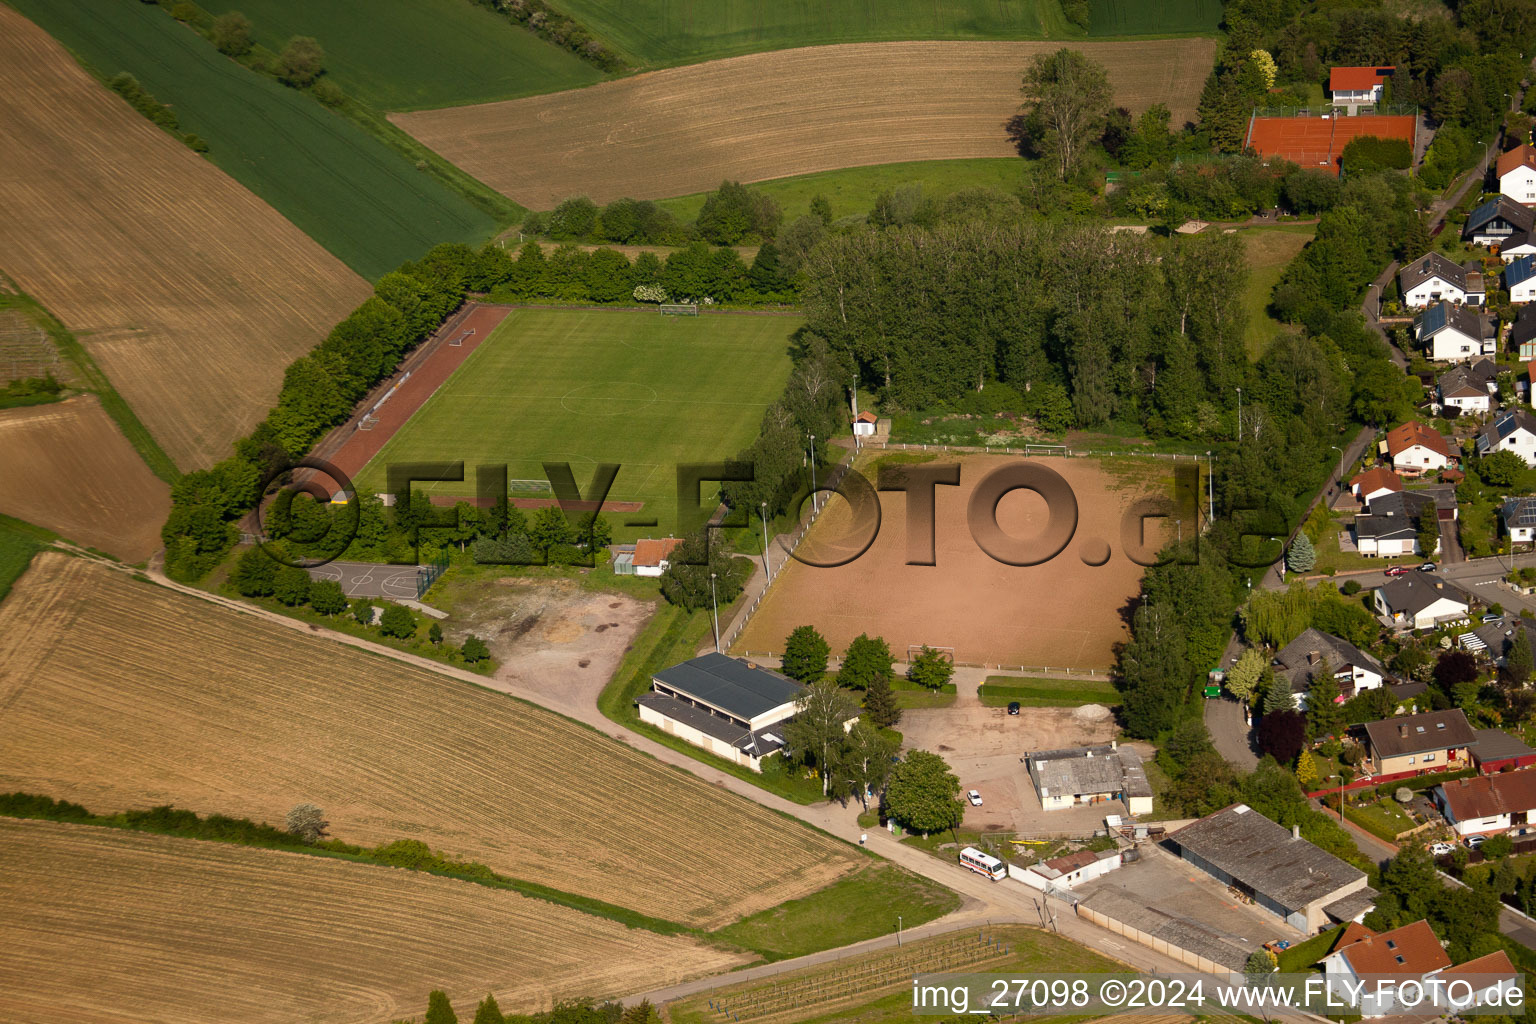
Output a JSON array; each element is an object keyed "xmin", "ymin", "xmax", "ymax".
[{"xmin": 959, "ymin": 846, "xmax": 1007, "ymax": 881}]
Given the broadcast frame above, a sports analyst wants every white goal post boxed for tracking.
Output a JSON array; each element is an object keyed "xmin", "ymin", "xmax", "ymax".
[{"xmin": 659, "ymin": 303, "xmax": 699, "ymax": 316}]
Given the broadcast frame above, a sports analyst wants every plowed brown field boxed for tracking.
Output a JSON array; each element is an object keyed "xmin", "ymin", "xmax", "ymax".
[
  {"xmin": 0, "ymin": 8, "xmax": 370, "ymax": 470},
  {"xmin": 0, "ymin": 555, "xmax": 861, "ymax": 928},
  {"xmin": 393, "ymin": 39, "xmax": 1217, "ymax": 208},
  {"xmin": 0, "ymin": 396, "xmax": 169, "ymax": 559},
  {"xmin": 0, "ymin": 818, "xmax": 748, "ymax": 1024}
]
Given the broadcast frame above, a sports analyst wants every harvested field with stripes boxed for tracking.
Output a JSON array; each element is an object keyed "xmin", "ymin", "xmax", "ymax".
[
  {"xmin": 0, "ymin": 818, "xmax": 748, "ymax": 1024},
  {"xmin": 0, "ymin": 397, "xmax": 169, "ymax": 559},
  {"xmin": 0, "ymin": 555, "xmax": 863, "ymax": 928},
  {"xmin": 393, "ymin": 39, "xmax": 1218, "ymax": 208},
  {"xmin": 0, "ymin": 7, "xmax": 370, "ymax": 470}
]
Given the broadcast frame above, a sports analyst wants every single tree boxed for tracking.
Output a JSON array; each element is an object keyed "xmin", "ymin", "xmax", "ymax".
[
  {"xmin": 577, "ymin": 511, "xmax": 612, "ymax": 550},
  {"xmin": 886, "ymin": 750, "xmax": 965, "ymax": 837},
  {"xmin": 837, "ymin": 720, "xmax": 900, "ymax": 809},
  {"xmin": 781, "ymin": 625, "xmax": 830, "ymax": 683},
  {"xmin": 211, "ymin": 11, "xmax": 253, "ymax": 56},
  {"xmin": 1416, "ymin": 505, "xmax": 1439, "ymax": 557},
  {"xmin": 1296, "ymin": 749, "xmax": 1319, "ymax": 789},
  {"xmin": 351, "ymin": 598, "xmax": 375, "ymax": 625},
  {"xmin": 277, "ymin": 36, "xmax": 325, "ymax": 88},
  {"xmin": 429, "ymin": 622, "xmax": 444, "ymax": 645},
  {"xmin": 528, "ymin": 506, "xmax": 574, "ymax": 552},
  {"xmin": 1508, "ymin": 629, "xmax": 1534, "ymax": 686},
  {"xmin": 471, "ymin": 993, "xmax": 504, "ymax": 1024},
  {"xmin": 1019, "ymin": 49, "xmax": 1112, "ymax": 180},
  {"xmin": 273, "ymin": 565, "xmax": 311, "ymax": 607},
  {"xmin": 1257, "ymin": 709, "xmax": 1307, "ymax": 764},
  {"xmin": 809, "ymin": 194, "xmax": 833, "ymax": 226},
  {"xmin": 424, "ymin": 990, "xmax": 458, "ymax": 1024},
  {"xmin": 619, "ymin": 1001, "xmax": 660, "ymax": 1024},
  {"xmin": 1262, "ymin": 672, "xmax": 1297, "ymax": 714},
  {"xmin": 1306, "ymin": 662, "xmax": 1344, "ymax": 740},
  {"xmin": 285, "ymin": 803, "xmax": 328, "ymax": 842},
  {"xmin": 863, "ymin": 674, "xmax": 902, "ymax": 729},
  {"xmin": 1287, "ymin": 532, "xmax": 1316, "ymax": 573},
  {"xmin": 462, "ymin": 635, "xmax": 490, "ymax": 663},
  {"xmin": 309, "ymin": 579, "xmax": 346, "ymax": 616},
  {"xmin": 1434, "ymin": 650, "xmax": 1478, "ymax": 691},
  {"xmin": 1227, "ymin": 648, "xmax": 1266, "ymax": 702},
  {"xmin": 379, "ymin": 604, "xmax": 416, "ymax": 639},
  {"xmin": 784, "ymin": 679, "xmax": 858, "ymax": 795},
  {"xmin": 907, "ymin": 646, "xmax": 954, "ymax": 690},
  {"xmin": 231, "ymin": 546, "xmax": 277, "ymax": 597},
  {"xmin": 1245, "ymin": 948, "xmax": 1277, "ymax": 981},
  {"xmin": 838, "ymin": 634, "xmax": 895, "ymax": 691}
]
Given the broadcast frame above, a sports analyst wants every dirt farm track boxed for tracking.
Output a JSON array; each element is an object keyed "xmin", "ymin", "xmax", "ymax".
[
  {"xmin": 393, "ymin": 39, "xmax": 1218, "ymax": 208},
  {"xmin": 0, "ymin": 7, "xmax": 369, "ymax": 470},
  {"xmin": 0, "ymin": 818, "xmax": 747, "ymax": 1024}
]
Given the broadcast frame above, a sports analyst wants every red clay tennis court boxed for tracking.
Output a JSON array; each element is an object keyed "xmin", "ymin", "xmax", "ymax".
[{"xmin": 1246, "ymin": 113, "xmax": 1417, "ymax": 173}]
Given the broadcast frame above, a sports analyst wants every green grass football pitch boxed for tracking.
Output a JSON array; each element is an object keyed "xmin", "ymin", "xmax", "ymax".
[{"xmin": 354, "ymin": 308, "xmax": 799, "ymax": 538}]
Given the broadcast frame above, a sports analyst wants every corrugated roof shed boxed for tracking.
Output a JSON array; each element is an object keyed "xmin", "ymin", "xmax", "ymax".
[
  {"xmin": 1170, "ymin": 804, "xmax": 1366, "ymax": 911},
  {"xmin": 652, "ymin": 653, "xmax": 804, "ymax": 721}
]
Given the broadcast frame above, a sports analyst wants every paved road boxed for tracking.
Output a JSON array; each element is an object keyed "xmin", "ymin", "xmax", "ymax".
[
  {"xmin": 1262, "ymin": 424, "xmax": 1376, "ymax": 589},
  {"xmin": 1204, "ymin": 697, "xmax": 1258, "ymax": 770}
]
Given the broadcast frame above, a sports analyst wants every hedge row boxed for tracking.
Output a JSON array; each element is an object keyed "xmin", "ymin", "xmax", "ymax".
[
  {"xmin": 161, "ymin": 243, "xmax": 475, "ymax": 580},
  {"xmin": 472, "ymin": 238, "xmax": 795, "ymax": 305}
]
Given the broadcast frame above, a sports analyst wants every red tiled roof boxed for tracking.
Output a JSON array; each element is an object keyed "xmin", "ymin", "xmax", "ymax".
[
  {"xmin": 1330, "ymin": 66, "xmax": 1393, "ymax": 92},
  {"xmin": 633, "ymin": 537, "xmax": 683, "ymax": 568},
  {"xmin": 1386, "ymin": 420, "xmax": 1451, "ymax": 458},
  {"xmin": 854, "ymin": 411, "xmax": 877, "ymax": 423},
  {"xmin": 1333, "ymin": 919, "xmax": 1451, "ymax": 976},
  {"xmin": 1351, "ymin": 467, "xmax": 1404, "ymax": 495},
  {"xmin": 1438, "ymin": 770, "xmax": 1536, "ymax": 821},
  {"xmin": 1527, "ymin": 360, "xmax": 1536, "ymax": 384},
  {"xmin": 1441, "ymin": 949, "xmax": 1518, "ymax": 980},
  {"xmin": 1498, "ymin": 145, "xmax": 1536, "ymax": 180},
  {"xmin": 1045, "ymin": 850, "xmax": 1100, "ymax": 873}
]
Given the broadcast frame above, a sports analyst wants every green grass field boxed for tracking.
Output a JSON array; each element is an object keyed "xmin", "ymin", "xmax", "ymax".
[
  {"xmin": 192, "ymin": 0, "xmax": 602, "ymax": 111},
  {"xmin": 1086, "ymin": 0, "xmax": 1222, "ymax": 35},
  {"xmin": 10, "ymin": 0, "xmax": 496, "ymax": 279},
  {"xmin": 978, "ymin": 676, "xmax": 1119, "ymax": 707},
  {"xmin": 355, "ymin": 308, "xmax": 798, "ymax": 538},
  {"xmin": 1239, "ymin": 225, "xmax": 1316, "ymax": 360},
  {"xmin": 653, "ymin": 158, "xmax": 1028, "ymax": 224},
  {"xmin": 0, "ymin": 515, "xmax": 52, "ymax": 604}
]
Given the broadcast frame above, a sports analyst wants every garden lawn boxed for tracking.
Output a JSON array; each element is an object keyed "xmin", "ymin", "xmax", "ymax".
[
  {"xmin": 192, "ymin": 0, "xmax": 602, "ymax": 111},
  {"xmin": 1085, "ymin": 0, "xmax": 1222, "ymax": 35},
  {"xmin": 10, "ymin": 0, "xmax": 495, "ymax": 279},
  {"xmin": 1277, "ymin": 925, "xmax": 1343, "ymax": 972},
  {"xmin": 354, "ymin": 308, "xmax": 797, "ymax": 539},
  {"xmin": 653, "ymin": 158, "xmax": 1029, "ymax": 225},
  {"xmin": 1344, "ymin": 797, "xmax": 1416, "ymax": 842},
  {"xmin": 712, "ymin": 863, "xmax": 959, "ymax": 961},
  {"xmin": 1240, "ymin": 225, "xmax": 1315, "ymax": 360},
  {"xmin": 978, "ymin": 676, "xmax": 1119, "ymax": 708}
]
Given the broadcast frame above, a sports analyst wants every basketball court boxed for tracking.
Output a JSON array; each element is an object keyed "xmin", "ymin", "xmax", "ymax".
[{"xmin": 306, "ymin": 560, "xmax": 427, "ymax": 600}]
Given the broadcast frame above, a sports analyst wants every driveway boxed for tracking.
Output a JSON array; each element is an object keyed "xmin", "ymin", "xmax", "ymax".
[{"xmin": 1205, "ymin": 697, "xmax": 1258, "ymax": 770}]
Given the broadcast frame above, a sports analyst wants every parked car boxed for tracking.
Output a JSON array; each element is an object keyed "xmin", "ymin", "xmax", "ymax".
[
  {"xmin": 1007, "ymin": 701, "xmax": 1021, "ymax": 716},
  {"xmin": 1430, "ymin": 842, "xmax": 1455, "ymax": 857},
  {"xmin": 1483, "ymin": 614, "xmax": 1505, "ymax": 625},
  {"xmin": 967, "ymin": 789, "xmax": 983, "ymax": 807},
  {"xmin": 1466, "ymin": 835, "xmax": 1487, "ymax": 849},
  {"xmin": 1385, "ymin": 566, "xmax": 1410, "ymax": 577},
  {"xmin": 1418, "ymin": 562, "xmax": 1438, "ymax": 572}
]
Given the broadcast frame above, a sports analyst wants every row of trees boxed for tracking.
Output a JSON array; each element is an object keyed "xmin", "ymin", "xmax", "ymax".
[
  {"xmin": 533, "ymin": 181, "xmax": 785, "ymax": 247},
  {"xmin": 162, "ymin": 244, "xmax": 476, "ymax": 581},
  {"xmin": 416, "ymin": 991, "xmax": 656, "ymax": 1024}
]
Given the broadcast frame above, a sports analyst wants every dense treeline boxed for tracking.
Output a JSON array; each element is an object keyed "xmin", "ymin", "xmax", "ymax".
[
  {"xmin": 107, "ymin": 71, "xmax": 208, "ymax": 153},
  {"xmin": 464, "ymin": 0, "xmax": 626, "ymax": 73},
  {"xmin": 161, "ymin": 244, "xmax": 474, "ymax": 580}
]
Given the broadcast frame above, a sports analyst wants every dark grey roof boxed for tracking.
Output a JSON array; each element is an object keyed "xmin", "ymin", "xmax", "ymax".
[
  {"xmin": 1508, "ymin": 255, "xmax": 1536, "ymax": 288},
  {"xmin": 1026, "ymin": 744, "xmax": 1151, "ymax": 800},
  {"xmin": 1503, "ymin": 229, "xmax": 1536, "ymax": 252},
  {"xmin": 1415, "ymin": 300, "xmax": 1485, "ymax": 341},
  {"xmin": 1441, "ymin": 359, "xmax": 1497, "ymax": 393},
  {"xmin": 1472, "ymin": 727, "xmax": 1536, "ymax": 763},
  {"xmin": 635, "ymin": 692, "xmax": 788, "ymax": 756},
  {"xmin": 1468, "ymin": 196, "xmax": 1536, "ymax": 235},
  {"xmin": 1503, "ymin": 496, "xmax": 1536, "ymax": 527},
  {"xmin": 1076, "ymin": 885, "xmax": 1253, "ymax": 971},
  {"xmin": 1471, "ymin": 618, "xmax": 1536, "ymax": 663},
  {"xmin": 1402, "ymin": 253, "xmax": 1468, "ymax": 294},
  {"xmin": 652, "ymin": 653, "xmax": 804, "ymax": 721},
  {"xmin": 1375, "ymin": 574, "xmax": 1469, "ymax": 616},
  {"xmin": 1477, "ymin": 408, "xmax": 1536, "ymax": 454},
  {"xmin": 1354, "ymin": 491, "xmax": 1435, "ymax": 543},
  {"xmin": 1324, "ymin": 887, "xmax": 1380, "ymax": 923},
  {"xmin": 1275, "ymin": 628, "xmax": 1386, "ymax": 692},
  {"xmin": 1363, "ymin": 709, "xmax": 1478, "ymax": 758},
  {"xmin": 1170, "ymin": 804, "xmax": 1367, "ymax": 912},
  {"xmin": 1513, "ymin": 304, "xmax": 1536, "ymax": 347}
]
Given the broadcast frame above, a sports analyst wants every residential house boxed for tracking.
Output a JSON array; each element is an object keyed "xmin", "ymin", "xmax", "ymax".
[
  {"xmin": 1274, "ymin": 627, "xmax": 1388, "ymax": 705},
  {"xmin": 1502, "ymin": 496, "xmax": 1536, "ymax": 543},
  {"xmin": 1476, "ymin": 408, "xmax": 1536, "ymax": 466},
  {"xmin": 1383, "ymin": 421, "xmax": 1456, "ymax": 475},
  {"xmin": 1433, "ymin": 770, "xmax": 1536, "ymax": 836},
  {"xmin": 1467, "ymin": 195, "xmax": 1536, "ymax": 248},
  {"xmin": 1373, "ymin": 575, "xmax": 1470, "ymax": 631},
  {"xmin": 1024, "ymin": 743, "xmax": 1153, "ymax": 815},
  {"xmin": 1013, "ymin": 848, "xmax": 1122, "ymax": 893},
  {"xmin": 1362, "ymin": 709, "xmax": 1477, "ymax": 775},
  {"xmin": 1328, "ymin": 66, "xmax": 1392, "ymax": 111},
  {"xmin": 1436, "ymin": 358, "xmax": 1499, "ymax": 415},
  {"xmin": 1509, "ymin": 254, "xmax": 1536, "ymax": 303},
  {"xmin": 1353, "ymin": 490, "xmax": 1438, "ymax": 558},
  {"xmin": 1513, "ymin": 305, "xmax": 1536, "ymax": 359},
  {"xmin": 1471, "ymin": 728, "xmax": 1536, "ymax": 774},
  {"xmin": 1501, "ymin": 144, "xmax": 1536, "ymax": 205},
  {"xmin": 1437, "ymin": 951, "xmax": 1522, "ymax": 1011},
  {"xmin": 1349, "ymin": 466, "xmax": 1403, "ymax": 503},
  {"xmin": 1400, "ymin": 252, "xmax": 1475, "ymax": 308},
  {"xmin": 1168, "ymin": 803, "xmax": 1376, "ymax": 933},
  {"xmin": 635, "ymin": 653, "xmax": 853, "ymax": 772},
  {"xmin": 1416, "ymin": 301, "xmax": 1492, "ymax": 362},
  {"xmin": 1321, "ymin": 920, "xmax": 1452, "ymax": 1018},
  {"xmin": 1500, "ymin": 229, "xmax": 1536, "ymax": 263},
  {"xmin": 1469, "ymin": 618, "xmax": 1536, "ymax": 666}
]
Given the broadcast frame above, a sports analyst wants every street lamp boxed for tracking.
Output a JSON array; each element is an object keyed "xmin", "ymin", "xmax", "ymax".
[
  {"xmin": 1235, "ymin": 387, "xmax": 1242, "ymax": 440},
  {"xmin": 759, "ymin": 501, "xmax": 771, "ymax": 580},
  {"xmin": 1330, "ymin": 445, "xmax": 1345, "ymax": 491},
  {"xmin": 808, "ymin": 434, "xmax": 818, "ymax": 512},
  {"xmin": 709, "ymin": 572, "xmax": 720, "ymax": 653},
  {"xmin": 898, "ymin": 914, "xmax": 903, "ymax": 947}
]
